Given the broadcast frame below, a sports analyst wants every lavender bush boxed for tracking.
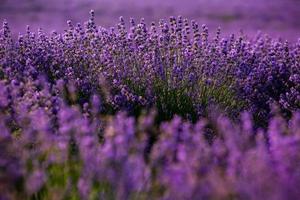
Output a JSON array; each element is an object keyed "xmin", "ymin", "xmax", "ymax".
[{"xmin": 0, "ymin": 11, "xmax": 300, "ymax": 199}]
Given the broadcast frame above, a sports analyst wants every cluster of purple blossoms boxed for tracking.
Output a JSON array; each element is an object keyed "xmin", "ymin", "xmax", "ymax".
[
  {"xmin": 1, "ymin": 11, "xmax": 299, "ymax": 122},
  {"xmin": 0, "ymin": 79, "xmax": 300, "ymax": 199},
  {"xmin": 0, "ymin": 10, "xmax": 300, "ymax": 199}
]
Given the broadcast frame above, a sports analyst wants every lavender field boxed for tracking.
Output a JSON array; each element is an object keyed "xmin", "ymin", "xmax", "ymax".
[{"xmin": 0, "ymin": 1, "xmax": 300, "ymax": 200}]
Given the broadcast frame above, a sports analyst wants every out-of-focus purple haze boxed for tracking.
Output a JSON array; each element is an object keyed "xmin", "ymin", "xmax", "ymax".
[{"xmin": 0, "ymin": 0, "xmax": 299, "ymax": 40}]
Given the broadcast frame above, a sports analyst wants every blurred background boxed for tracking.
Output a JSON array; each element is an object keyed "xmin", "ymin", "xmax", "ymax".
[{"xmin": 0, "ymin": 0, "xmax": 299, "ymax": 41}]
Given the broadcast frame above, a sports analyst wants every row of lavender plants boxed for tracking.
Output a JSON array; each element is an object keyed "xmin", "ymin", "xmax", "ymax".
[{"xmin": 0, "ymin": 11, "xmax": 299, "ymax": 199}]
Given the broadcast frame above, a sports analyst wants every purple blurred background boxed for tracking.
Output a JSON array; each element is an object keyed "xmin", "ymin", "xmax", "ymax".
[{"xmin": 0, "ymin": 0, "xmax": 299, "ymax": 41}]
